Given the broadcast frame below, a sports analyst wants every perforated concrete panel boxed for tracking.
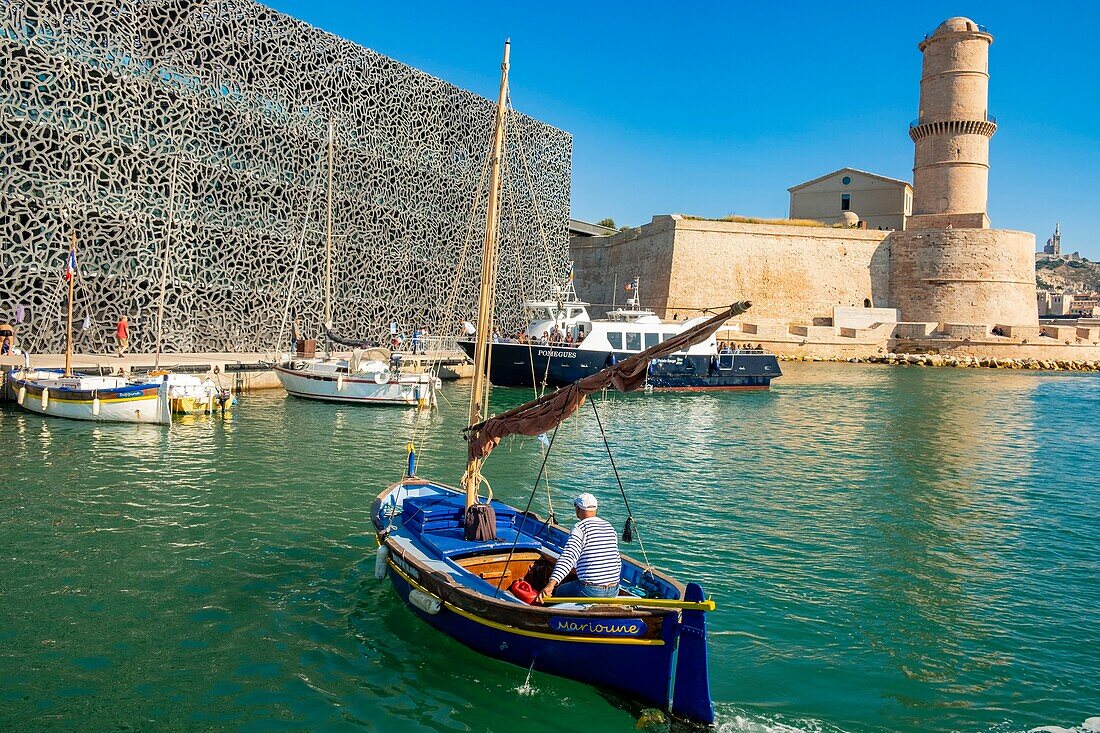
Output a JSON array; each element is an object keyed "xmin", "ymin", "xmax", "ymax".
[{"xmin": 0, "ymin": 1, "xmax": 571, "ymax": 354}]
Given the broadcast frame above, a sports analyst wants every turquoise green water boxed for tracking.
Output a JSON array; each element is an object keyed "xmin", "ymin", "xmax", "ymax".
[{"xmin": 0, "ymin": 363, "xmax": 1097, "ymax": 733}]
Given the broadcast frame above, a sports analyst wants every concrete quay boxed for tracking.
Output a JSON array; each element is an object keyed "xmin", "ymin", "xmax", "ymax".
[
  {"xmin": 0, "ymin": 349, "xmax": 471, "ymax": 402},
  {"xmin": 778, "ymin": 352, "xmax": 1100, "ymax": 372}
]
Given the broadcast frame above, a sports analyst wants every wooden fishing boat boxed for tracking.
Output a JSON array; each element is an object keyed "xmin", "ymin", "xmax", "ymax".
[
  {"xmin": 371, "ymin": 42, "xmax": 749, "ymax": 724},
  {"xmin": 131, "ymin": 372, "xmax": 233, "ymax": 416},
  {"xmin": 8, "ymin": 367, "xmax": 171, "ymax": 424},
  {"xmin": 8, "ymin": 235, "xmax": 171, "ymax": 425}
]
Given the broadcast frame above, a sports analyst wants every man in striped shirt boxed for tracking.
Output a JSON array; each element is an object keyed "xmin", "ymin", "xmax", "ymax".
[{"xmin": 537, "ymin": 493, "xmax": 621, "ymax": 602}]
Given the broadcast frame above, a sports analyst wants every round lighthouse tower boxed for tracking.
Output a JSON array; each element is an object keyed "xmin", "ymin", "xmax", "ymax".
[
  {"xmin": 888, "ymin": 17, "xmax": 1038, "ymax": 327},
  {"xmin": 909, "ymin": 17, "xmax": 996, "ymax": 229}
]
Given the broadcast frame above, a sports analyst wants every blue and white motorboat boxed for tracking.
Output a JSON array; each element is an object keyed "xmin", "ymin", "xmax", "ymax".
[{"xmin": 459, "ymin": 278, "xmax": 781, "ymax": 391}]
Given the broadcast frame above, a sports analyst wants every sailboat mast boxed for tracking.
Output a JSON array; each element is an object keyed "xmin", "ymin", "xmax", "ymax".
[
  {"xmin": 64, "ymin": 232, "xmax": 76, "ymax": 377},
  {"xmin": 464, "ymin": 39, "xmax": 511, "ymax": 509},
  {"xmin": 153, "ymin": 158, "xmax": 180, "ymax": 370},
  {"xmin": 324, "ymin": 117, "xmax": 334, "ymax": 328}
]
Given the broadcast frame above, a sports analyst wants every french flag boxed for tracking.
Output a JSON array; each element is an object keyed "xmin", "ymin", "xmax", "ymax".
[{"xmin": 64, "ymin": 249, "xmax": 76, "ymax": 281}]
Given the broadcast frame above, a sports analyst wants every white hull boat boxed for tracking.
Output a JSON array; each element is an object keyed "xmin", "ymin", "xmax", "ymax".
[
  {"xmin": 131, "ymin": 372, "xmax": 233, "ymax": 416},
  {"xmin": 8, "ymin": 368, "xmax": 171, "ymax": 424},
  {"xmin": 275, "ymin": 354, "xmax": 436, "ymax": 407}
]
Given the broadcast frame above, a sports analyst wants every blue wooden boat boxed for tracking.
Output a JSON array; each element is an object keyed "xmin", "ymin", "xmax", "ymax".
[
  {"xmin": 370, "ymin": 41, "xmax": 751, "ymax": 725},
  {"xmin": 371, "ymin": 479, "xmax": 716, "ymax": 722}
]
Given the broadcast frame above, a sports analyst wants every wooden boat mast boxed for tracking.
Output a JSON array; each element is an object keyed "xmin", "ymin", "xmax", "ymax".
[
  {"xmin": 464, "ymin": 39, "xmax": 510, "ymax": 510},
  {"xmin": 324, "ymin": 117, "xmax": 334, "ymax": 330},
  {"xmin": 153, "ymin": 158, "xmax": 180, "ymax": 371},
  {"xmin": 64, "ymin": 232, "xmax": 76, "ymax": 377}
]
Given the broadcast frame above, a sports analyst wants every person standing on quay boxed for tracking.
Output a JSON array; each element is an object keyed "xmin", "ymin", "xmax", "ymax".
[
  {"xmin": 115, "ymin": 315, "xmax": 130, "ymax": 357},
  {"xmin": 0, "ymin": 320, "xmax": 15, "ymax": 355}
]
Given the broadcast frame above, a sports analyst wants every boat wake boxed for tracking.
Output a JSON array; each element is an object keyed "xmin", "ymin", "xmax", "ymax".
[
  {"xmin": 715, "ymin": 707, "xmax": 846, "ymax": 733},
  {"xmin": 1028, "ymin": 717, "xmax": 1100, "ymax": 733}
]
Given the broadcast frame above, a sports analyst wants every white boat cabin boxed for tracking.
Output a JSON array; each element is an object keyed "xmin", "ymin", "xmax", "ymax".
[{"xmin": 519, "ymin": 283, "xmax": 717, "ymax": 356}]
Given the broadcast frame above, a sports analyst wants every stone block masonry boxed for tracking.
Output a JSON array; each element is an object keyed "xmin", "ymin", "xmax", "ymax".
[
  {"xmin": 888, "ymin": 228, "xmax": 1037, "ymax": 325},
  {"xmin": 571, "ymin": 215, "xmax": 890, "ymax": 324}
]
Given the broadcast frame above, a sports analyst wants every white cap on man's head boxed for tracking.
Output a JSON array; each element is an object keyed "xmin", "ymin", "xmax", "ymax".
[{"xmin": 573, "ymin": 493, "xmax": 598, "ymax": 511}]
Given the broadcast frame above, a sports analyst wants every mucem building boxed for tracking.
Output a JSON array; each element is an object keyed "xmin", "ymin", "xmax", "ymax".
[{"xmin": 0, "ymin": 1, "xmax": 571, "ymax": 354}]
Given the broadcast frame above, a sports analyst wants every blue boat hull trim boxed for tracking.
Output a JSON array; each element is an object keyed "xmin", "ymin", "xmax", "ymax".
[{"xmin": 458, "ymin": 341, "xmax": 780, "ymax": 390}]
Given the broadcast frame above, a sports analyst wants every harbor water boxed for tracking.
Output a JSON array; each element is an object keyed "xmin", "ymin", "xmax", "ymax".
[{"xmin": 0, "ymin": 363, "xmax": 1096, "ymax": 732}]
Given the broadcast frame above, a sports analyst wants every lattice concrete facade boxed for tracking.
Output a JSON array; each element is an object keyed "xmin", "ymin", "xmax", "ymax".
[{"xmin": 0, "ymin": 1, "xmax": 571, "ymax": 354}]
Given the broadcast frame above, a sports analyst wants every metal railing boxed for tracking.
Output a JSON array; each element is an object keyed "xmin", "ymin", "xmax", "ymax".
[
  {"xmin": 922, "ymin": 22, "xmax": 989, "ymax": 41},
  {"xmin": 909, "ymin": 112, "xmax": 996, "ymax": 129}
]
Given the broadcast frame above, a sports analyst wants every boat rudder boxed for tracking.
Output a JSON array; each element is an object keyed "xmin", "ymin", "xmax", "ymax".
[{"xmin": 670, "ymin": 582, "xmax": 715, "ymax": 725}]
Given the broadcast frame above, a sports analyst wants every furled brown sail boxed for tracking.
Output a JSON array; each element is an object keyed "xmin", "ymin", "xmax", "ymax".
[{"xmin": 464, "ymin": 301, "xmax": 752, "ymax": 460}]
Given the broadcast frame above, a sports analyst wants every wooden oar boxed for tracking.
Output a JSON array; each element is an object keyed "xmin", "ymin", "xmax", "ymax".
[{"xmin": 540, "ymin": 596, "xmax": 716, "ymax": 612}]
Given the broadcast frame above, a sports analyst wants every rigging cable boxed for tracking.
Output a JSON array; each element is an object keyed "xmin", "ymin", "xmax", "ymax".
[
  {"xmin": 589, "ymin": 398, "xmax": 652, "ymax": 569},
  {"xmin": 491, "ymin": 422, "xmax": 562, "ymax": 597}
]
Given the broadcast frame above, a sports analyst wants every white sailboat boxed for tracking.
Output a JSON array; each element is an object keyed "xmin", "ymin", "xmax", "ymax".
[
  {"xmin": 129, "ymin": 159, "xmax": 235, "ymax": 417},
  {"xmin": 8, "ymin": 235, "xmax": 172, "ymax": 425},
  {"xmin": 274, "ymin": 119, "xmax": 436, "ymax": 408}
]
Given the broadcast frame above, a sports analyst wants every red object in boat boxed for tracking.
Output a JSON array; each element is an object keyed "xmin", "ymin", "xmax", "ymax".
[{"xmin": 509, "ymin": 579, "xmax": 540, "ymax": 605}]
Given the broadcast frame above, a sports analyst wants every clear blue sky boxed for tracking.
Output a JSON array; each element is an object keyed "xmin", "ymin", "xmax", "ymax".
[{"xmin": 265, "ymin": 0, "xmax": 1100, "ymax": 258}]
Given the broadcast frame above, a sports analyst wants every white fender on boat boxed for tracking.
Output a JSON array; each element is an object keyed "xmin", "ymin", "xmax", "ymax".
[
  {"xmin": 206, "ymin": 391, "xmax": 215, "ymax": 414},
  {"xmin": 337, "ymin": 374, "xmax": 344, "ymax": 391},
  {"xmin": 41, "ymin": 387, "xmax": 49, "ymax": 409},
  {"xmin": 408, "ymin": 588, "xmax": 441, "ymax": 615},
  {"xmin": 92, "ymin": 395, "xmax": 101, "ymax": 416},
  {"xmin": 374, "ymin": 546, "xmax": 390, "ymax": 580},
  {"xmin": 17, "ymin": 385, "xmax": 25, "ymax": 405}
]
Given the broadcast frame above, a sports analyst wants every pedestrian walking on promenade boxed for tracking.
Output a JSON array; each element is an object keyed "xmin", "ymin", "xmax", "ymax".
[{"xmin": 115, "ymin": 315, "xmax": 130, "ymax": 357}]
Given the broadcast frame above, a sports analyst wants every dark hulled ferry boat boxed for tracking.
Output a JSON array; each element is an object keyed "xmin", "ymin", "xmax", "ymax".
[{"xmin": 459, "ymin": 279, "xmax": 781, "ymax": 391}]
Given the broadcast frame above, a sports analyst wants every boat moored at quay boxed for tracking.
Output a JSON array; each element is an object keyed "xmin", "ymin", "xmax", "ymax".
[{"xmin": 459, "ymin": 279, "xmax": 781, "ymax": 391}]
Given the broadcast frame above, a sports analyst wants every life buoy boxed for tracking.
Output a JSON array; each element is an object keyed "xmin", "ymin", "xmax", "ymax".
[{"xmin": 373, "ymin": 371, "xmax": 389, "ymax": 385}]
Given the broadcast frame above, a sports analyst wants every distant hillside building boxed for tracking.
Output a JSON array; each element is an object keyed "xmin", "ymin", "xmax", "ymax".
[
  {"xmin": 1045, "ymin": 223, "xmax": 1062, "ymax": 255},
  {"xmin": 1037, "ymin": 223, "xmax": 1081, "ymax": 261},
  {"xmin": 788, "ymin": 168, "xmax": 912, "ymax": 231}
]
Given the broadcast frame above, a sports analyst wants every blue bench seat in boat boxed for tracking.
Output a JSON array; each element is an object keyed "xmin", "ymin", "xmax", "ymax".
[{"xmin": 401, "ymin": 494, "xmax": 545, "ymax": 559}]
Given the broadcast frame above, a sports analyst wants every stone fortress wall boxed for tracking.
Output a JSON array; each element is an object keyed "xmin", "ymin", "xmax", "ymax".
[
  {"xmin": 571, "ymin": 216, "xmax": 889, "ymax": 324},
  {"xmin": 888, "ymin": 227, "xmax": 1037, "ymax": 325},
  {"xmin": 0, "ymin": 0, "xmax": 571, "ymax": 354}
]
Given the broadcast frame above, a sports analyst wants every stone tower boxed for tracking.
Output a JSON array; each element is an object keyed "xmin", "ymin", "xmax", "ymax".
[
  {"xmin": 909, "ymin": 17, "xmax": 996, "ymax": 229},
  {"xmin": 888, "ymin": 17, "xmax": 1038, "ymax": 327}
]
